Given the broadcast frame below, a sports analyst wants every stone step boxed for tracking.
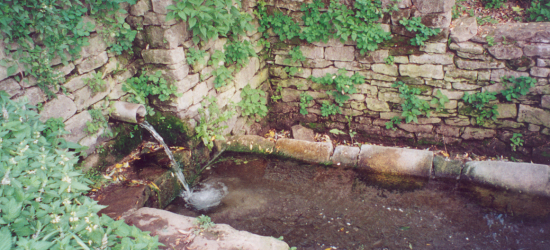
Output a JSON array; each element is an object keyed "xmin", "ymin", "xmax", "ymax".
[{"xmin": 357, "ymin": 145, "xmax": 434, "ymax": 177}]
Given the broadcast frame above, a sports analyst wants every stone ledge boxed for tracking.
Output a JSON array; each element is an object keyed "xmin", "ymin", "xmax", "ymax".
[
  {"xmin": 357, "ymin": 145, "xmax": 433, "ymax": 177},
  {"xmin": 463, "ymin": 161, "xmax": 550, "ymax": 197}
]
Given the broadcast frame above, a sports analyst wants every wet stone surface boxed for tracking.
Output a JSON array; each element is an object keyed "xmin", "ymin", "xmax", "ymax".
[{"xmin": 166, "ymin": 154, "xmax": 550, "ymax": 250}]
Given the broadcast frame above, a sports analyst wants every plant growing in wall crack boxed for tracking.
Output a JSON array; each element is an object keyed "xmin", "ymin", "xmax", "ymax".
[
  {"xmin": 320, "ymin": 101, "xmax": 341, "ymax": 117},
  {"xmin": 284, "ymin": 46, "xmax": 306, "ymax": 76},
  {"xmin": 310, "ymin": 69, "xmax": 365, "ymax": 105},
  {"xmin": 299, "ymin": 92, "xmax": 314, "ymax": 115},
  {"xmin": 122, "ymin": 70, "xmax": 182, "ymax": 115},
  {"xmin": 399, "ymin": 17, "xmax": 440, "ymax": 46},
  {"xmin": 385, "ymin": 81, "xmax": 434, "ymax": 130},
  {"xmin": 462, "ymin": 91, "xmax": 499, "ymax": 125},
  {"xmin": 500, "ymin": 76, "xmax": 536, "ymax": 101},
  {"xmin": 212, "ymin": 65, "xmax": 234, "ymax": 89},
  {"xmin": 225, "ymin": 40, "xmax": 256, "ymax": 70},
  {"xmin": 84, "ymin": 72, "xmax": 107, "ymax": 93},
  {"xmin": 238, "ymin": 85, "xmax": 268, "ymax": 122},
  {"xmin": 186, "ymin": 48, "xmax": 209, "ymax": 66},
  {"xmin": 510, "ymin": 133, "xmax": 524, "ymax": 151},
  {"xmin": 166, "ymin": 0, "xmax": 254, "ymax": 45},
  {"xmin": 195, "ymin": 97, "xmax": 235, "ymax": 150}
]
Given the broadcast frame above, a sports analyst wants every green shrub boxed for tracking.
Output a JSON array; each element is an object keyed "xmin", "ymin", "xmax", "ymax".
[
  {"xmin": 123, "ymin": 71, "xmax": 182, "ymax": 115},
  {"xmin": 320, "ymin": 101, "xmax": 341, "ymax": 117},
  {"xmin": 399, "ymin": 17, "xmax": 440, "ymax": 46},
  {"xmin": 299, "ymin": 92, "xmax": 314, "ymax": 115},
  {"xmin": 500, "ymin": 76, "xmax": 536, "ymax": 101},
  {"xmin": 238, "ymin": 85, "xmax": 268, "ymax": 122},
  {"xmin": 462, "ymin": 91, "xmax": 499, "ymax": 125},
  {"xmin": 310, "ymin": 69, "xmax": 365, "ymax": 105},
  {"xmin": 483, "ymin": 0, "xmax": 506, "ymax": 9},
  {"xmin": 195, "ymin": 97, "xmax": 235, "ymax": 150},
  {"xmin": 225, "ymin": 41, "xmax": 256, "ymax": 70},
  {"xmin": 0, "ymin": 91, "xmax": 162, "ymax": 249},
  {"xmin": 186, "ymin": 48, "xmax": 208, "ymax": 66},
  {"xmin": 527, "ymin": 0, "xmax": 550, "ymax": 21},
  {"xmin": 212, "ymin": 66, "xmax": 234, "ymax": 89},
  {"xmin": 166, "ymin": 0, "xmax": 254, "ymax": 44}
]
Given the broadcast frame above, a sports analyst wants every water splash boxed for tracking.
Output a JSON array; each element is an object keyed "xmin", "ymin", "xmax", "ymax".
[{"xmin": 139, "ymin": 121, "xmax": 226, "ymax": 210}]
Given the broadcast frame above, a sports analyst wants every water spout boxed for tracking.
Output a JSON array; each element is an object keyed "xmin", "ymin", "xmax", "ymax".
[{"xmin": 110, "ymin": 102, "xmax": 147, "ymax": 124}]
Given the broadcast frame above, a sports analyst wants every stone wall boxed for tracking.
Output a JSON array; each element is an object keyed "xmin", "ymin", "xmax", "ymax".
[
  {"xmin": 265, "ymin": 0, "xmax": 550, "ymax": 161},
  {"xmin": 0, "ymin": 0, "xmax": 267, "ymax": 160}
]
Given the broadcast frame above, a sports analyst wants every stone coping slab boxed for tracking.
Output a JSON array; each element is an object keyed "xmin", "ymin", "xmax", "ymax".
[
  {"xmin": 463, "ymin": 161, "xmax": 550, "ymax": 197},
  {"xmin": 124, "ymin": 207, "xmax": 289, "ymax": 250},
  {"xmin": 220, "ymin": 136, "xmax": 550, "ymax": 197}
]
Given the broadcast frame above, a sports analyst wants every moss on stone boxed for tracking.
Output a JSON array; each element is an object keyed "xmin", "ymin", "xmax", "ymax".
[
  {"xmin": 112, "ymin": 123, "xmax": 143, "ymax": 158},
  {"xmin": 145, "ymin": 111, "xmax": 194, "ymax": 147}
]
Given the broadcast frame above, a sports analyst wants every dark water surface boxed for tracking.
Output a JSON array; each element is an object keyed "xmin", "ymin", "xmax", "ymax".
[{"xmin": 166, "ymin": 154, "xmax": 550, "ymax": 250}]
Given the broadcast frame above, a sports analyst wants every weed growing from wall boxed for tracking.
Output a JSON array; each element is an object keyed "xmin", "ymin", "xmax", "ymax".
[
  {"xmin": 399, "ymin": 17, "xmax": 440, "ymax": 46},
  {"xmin": 195, "ymin": 97, "xmax": 235, "ymax": 150},
  {"xmin": 225, "ymin": 40, "xmax": 256, "ymax": 70},
  {"xmin": 462, "ymin": 91, "xmax": 499, "ymax": 125},
  {"xmin": 299, "ymin": 92, "xmax": 314, "ymax": 115},
  {"xmin": 310, "ymin": 69, "xmax": 364, "ymax": 105},
  {"xmin": 238, "ymin": 85, "xmax": 268, "ymax": 122},
  {"xmin": 501, "ymin": 76, "xmax": 536, "ymax": 101},
  {"xmin": 123, "ymin": 70, "xmax": 182, "ymax": 115},
  {"xmin": 186, "ymin": 48, "xmax": 208, "ymax": 66}
]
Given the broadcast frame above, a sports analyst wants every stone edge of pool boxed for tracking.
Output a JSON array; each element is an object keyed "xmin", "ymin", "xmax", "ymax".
[{"xmin": 219, "ymin": 135, "xmax": 550, "ymax": 198}]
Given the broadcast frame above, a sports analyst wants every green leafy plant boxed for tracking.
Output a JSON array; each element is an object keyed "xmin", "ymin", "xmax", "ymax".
[
  {"xmin": 320, "ymin": 101, "xmax": 341, "ymax": 117},
  {"xmin": 86, "ymin": 109, "xmax": 112, "ymax": 138},
  {"xmin": 256, "ymin": 1, "xmax": 301, "ymax": 41},
  {"xmin": 186, "ymin": 48, "xmax": 208, "ymax": 66},
  {"xmin": 462, "ymin": 91, "xmax": 499, "ymax": 125},
  {"xmin": 384, "ymin": 55, "xmax": 395, "ymax": 65},
  {"xmin": 527, "ymin": 0, "xmax": 550, "ymax": 21},
  {"xmin": 385, "ymin": 116, "xmax": 402, "ymax": 131},
  {"xmin": 510, "ymin": 133, "xmax": 524, "ymax": 151},
  {"xmin": 212, "ymin": 65, "xmax": 234, "ymax": 89},
  {"xmin": 0, "ymin": 0, "xmax": 136, "ymax": 98},
  {"xmin": 123, "ymin": 70, "xmax": 182, "ymax": 115},
  {"xmin": 300, "ymin": 0, "xmax": 333, "ymax": 43},
  {"xmin": 83, "ymin": 72, "xmax": 107, "ymax": 93},
  {"xmin": 0, "ymin": 91, "xmax": 163, "ymax": 249},
  {"xmin": 486, "ymin": 35, "xmax": 495, "ymax": 46},
  {"xmin": 208, "ymin": 50, "xmax": 226, "ymax": 68},
  {"xmin": 299, "ymin": 92, "xmax": 314, "ymax": 115},
  {"xmin": 194, "ymin": 215, "xmax": 215, "ymax": 231},
  {"xmin": 96, "ymin": 8, "xmax": 138, "ymax": 55},
  {"xmin": 500, "ymin": 76, "xmax": 536, "ymax": 101},
  {"xmin": 399, "ymin": 17, "xmax": 441, "ymax": 46},
  {"xmin": 238, "ymin": 85, "xmax": 268, "ymax": 122},
  {"xmin": 484, "ymin": 0, "xmax": 506, "ymax": 9},
  {"xmin": 284, "ymin": 46, "xmax": 306, "ymax": 65},
  {"xmin": 272, "ymin": 85, "xmax": 283, "ymax": 102},
  {"xmin": 166, "ymin": 0, "xmax": 254, "ymax": 44},
  {"xmin": 195, "ymin": 97, "xmax": 235, "ymax": 150},
  {"xmin": 284, "ymin": 67, "xmax": 302, "ymax": 76},
  {"xmin": 310, "ymin": 69, "xmax": 365, "ymax": 106},
  {"xmin": 225, "ymin": 40, "xmax": 256, "ymax": 70},
  {"xmin": 476, "ymin": 16, "xmax": 499, "ymax": 25},
  {"xmin": 431, "ymin": 89, "xmax": 450, "ymax": 112},
  {"xmin": 394, "ymin": 81, "xmax": 432, "ymax": 123}
]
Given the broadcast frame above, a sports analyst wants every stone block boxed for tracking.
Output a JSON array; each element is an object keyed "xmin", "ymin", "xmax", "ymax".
[
  {"xmin": 151, "ymin": 0, "xmax": 174, "ymax": 14},
  {"xmin": 371, "ymin": 64, "xmax": 399, "ymax": 76},
  {"xmin": 130, "ymin": 0, "xmax": 151, "ymax": 16},
  {"xmin": 249, "ymin": 68, "xmax": 269, "ymax": 89},
  {"xmin": 64, "ymin": 71, "xmax": 96, "ymax": 92},
  {"xmin": 39, "ymin": 95, "xmax": 77, "ymax": 122},
  {"xmin": 449, "ymin": 42, "xmax": 484, "ymax": 54},
  {"xmin": 77, "ymin": 51, "xmax": 108, "ymax": 74},
  {"xmin": 357, "ymin": 84, "xmax": 378, "ymax": 96},
  {"xmin": 0, "ymin": 78, "xmax": 22, "ymax": 97},
  {"xmin": 358, "ymin": 71, "xmax": 397, "ymax": 82},
  {"xmin": 394, "ymin": 56, "xmax": 409, "ymax": 64},
  {"xmin": 174, "ymin": 74, "xmax": 200, "ymax": 93},
  {"xmin": 301, "ymin": 45, "xmax": 324, "ymax": 59},
  {"xmin": 445, "ymin": 68, "xmax": 477, "ymax": 81},
  {"xmin": 531, "ymin": 67, "xmax": 550, "ymax": 78},
  {"xmin": 409, "ymin": 53, "xmax": 454, "ymax": 65},
  {"xmin": 281, "ymin": 88, "xmax": 301, "ymax": 102},
  {"xmin": 234, "ymin": 57, "xmax": 260, "ymax": 89},
  {"xmin": 436, "ymin": 124, "xmax": 460, "ymax": 137},
  {"xmin": 143, "ymin": 11, "xmax": 176, "ymax": 26},
  {"xmin": 142, "ymin": 48, "xmax": 185, "ymax": 65},
  {"xmin": 54, "ymin": 62, "xmax": 75, "ymax": 76},
  {"xmin": 517, "ymin": 104, "xmax": 550, "ymax": 127},
  {"xmin": 433, "ymin": 155, "xmax": 463, "ymax": 179},
  {"xmin": 275, "ymin": 138, "xmax": 333, "ymax": 164},
  {"xmin": 399, "ymin": 64, "xmax": 444, "ymax": 79},
  {"xmin": 495, "ymin": 103, "xmax": 517, "ymax": 119},
  {"xmin": 461, "ymin": 127, "xmax": 496, "ymax": 140},
  {"xmin": 523, "ymin": 44, "xmax": 550, "ymax": 58},
  {"xmin": 397, "ymin": 123, "xmax": 433, "ymax": 133},
  {"xmin": 312, "ymin": 38, "xmax": 345, "ymax": 47},
  {"xmin": 463, "ymin": 161, "xmax": 550, "ymax": 197},
  {"xmin": 80, "ymin": 34, "xmax": 108, "ymax": 59},
  {"xmin": 73, "ymin": 80, "xmax": 111, "ymax": 111},
  {"xmin": 450, "ymin": 16, "xmax": 477, "ymax": 43},
  {"xmin": 358, "ymin": 145, "xmax": 433, "ymax": 177},
  {"xmin": 487, "ymin": 45, "xmax": 523, "ymax": 60},
  {"xmin": 274, "ymin": 54, "xmax": 301, "ymax": 67},
  {"xmin": 291, "ymin": 124, "xmax": 315, "ymax": 142},
  {"xmin": 456, "ymin": 58, "xmax": 505, "ymax": 70},
  {"xmin": 445, "ymin": 117, "xmax": 470, "ymax": 126},
  {"xmin": 413, "ymin": 0, "xmax": 455, "ymax": 13},
  {"xmin": 312, "ymin": 67, "xmax": 339, "ymax": 78},
  {"xmin": 489, "ymin": 69, "xmax": 529, "ymax": 82},
  {"xmin": 334, "ymin": 61, "xmax": 366, "ymax": 71},
  {"xmin": 418, "ymin": 10, "xmax": 452, "ymax": 28},
  {"xmin": 302, "ymin": 59, "xmax": 333, "ymax": 68},
  {"xmin": 537, "ymin": 58, "xmax": 550, "ymax": 67},
  {"xmin": 63, "ymin": 111, "xmax": 93, "ymax": 143},
  {"xmin": 542, "ymin": 95, "xmax": 550, "ymax": 109},
  {"xmin": 331, "ymin": 146, "xmax": 360, "ymax": 167},
  {"xmin": 420, "ymin": 43, "xmax": 447, "ymax": 53},
  {"xmin": 325, "ymin": 46, "xmax": 355, "ymax": 61},
  {"xmin": 16, "ymin": 87, "xmax": 47, "ymax": 106},
  {"xmin": 452, "ymin": 82, "xmax": 481, "ymax": 90}
]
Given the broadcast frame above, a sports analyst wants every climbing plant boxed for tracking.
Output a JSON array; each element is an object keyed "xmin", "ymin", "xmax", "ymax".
[
  {"xmin": 310, "ymin": 69, "xmax": 364, "ymax": 105},
  {"xmin": 0, "ymin": 0, "xmax": 137, "ymax": 98},
  {"xmin": 399, "ymin": 17, "xmax": 440, "ymax": 46}
]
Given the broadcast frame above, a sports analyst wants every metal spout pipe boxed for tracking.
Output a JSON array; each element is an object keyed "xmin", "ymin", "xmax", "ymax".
[{"xmin": 110, "ymin": 102, "xmax": 147, "ymax": 124}]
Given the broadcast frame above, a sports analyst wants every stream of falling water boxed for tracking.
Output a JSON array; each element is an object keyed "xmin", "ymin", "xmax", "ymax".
[{"xmin": 139, "ymin": 121, "xmax": 227, "ymax": 210}]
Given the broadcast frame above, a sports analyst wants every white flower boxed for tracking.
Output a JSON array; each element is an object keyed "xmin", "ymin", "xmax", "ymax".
[
  {"xmin": 1, "ymin": 170, "xmax": 10, "ymax": 185},
  {"xmin": 51, "ymin": 215, "xmax": 61, "ymax": 224},
  {"xmin": 19, "ymin": 117, "xmax": 23, "ymax": 122},
  {"xmin": 62, "ymin": 176, "xmax": 71, "ymax": 183},
  {"xmin": 59, "ymin": 161, "xmax": 65, "ymax": 165},
  {"xmin": 2, "ymin": 107, "xmax": 8, "ymax": 120},
  {"xmin": 27, "ymin": 170, "xmax": 36, "ymax": 174},
  {"xmin": 63, "ymin": 157, "xmax": 69, "ymax": 162},
  {"xmin": 62, "ymin": 198, "xmax": 71, "ymax": 206},
  {"xmin": 85, "ymin": 217, "xmax": 91, "ymax": 223},
  {"xmin": 20, "ymin": 145, "xmax": 29, "ymax": 154},
  {"xmin": 35, "ymin": 197, "xmax": 42, "ymax": 202},
  {"xmin": 66, "ymin": 185, "xmax": 71, "ymax": 193},
  {"xmin": 33, "ymin": 140, "xmax": 38, "ymax": 144},
  {"xmin": 86, "ymin": 225, "xmax": 93, "ymax": 232},
  {"xmin": 9, "ymin": 158, "xmax": 16, "ymax": 165}
]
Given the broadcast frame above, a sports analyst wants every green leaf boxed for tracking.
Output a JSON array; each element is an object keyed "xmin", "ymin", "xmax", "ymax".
[
  {"xmin": 7, "ymin": 65, "xmax": 17, "ymax": 76},
  {"xmin": 0, "ymin": 227, "xmax": 12, "ymax": 250}
]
